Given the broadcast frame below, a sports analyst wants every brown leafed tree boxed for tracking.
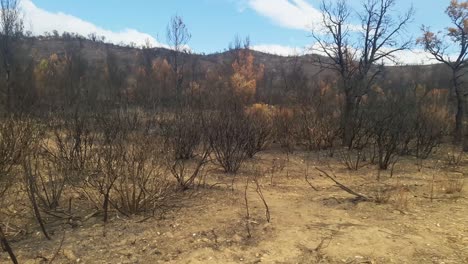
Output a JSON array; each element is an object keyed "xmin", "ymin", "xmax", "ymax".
[
  {"xmin": 231, "ymin": 50, "xmax": 264, "ymax": 104},
  {"xmin": 312, "ymin": 0, "xmax": 414, "ymax": 147},
  {"xmin": 229, "ymin": 36, "xmax": 264, "ymax": 105},
  {"xmin": 418, "ymin": 0, "xmax": 468, "ymax": 144}
]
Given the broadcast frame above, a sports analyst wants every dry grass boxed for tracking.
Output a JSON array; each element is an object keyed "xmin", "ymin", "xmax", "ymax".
[
  {"xmin": 441, "ymin": 173, "xmax": 465, "ymax": 195},
  {"xmin": 392, "ymin": 185, "xmax": 410, "ymax": 211}
]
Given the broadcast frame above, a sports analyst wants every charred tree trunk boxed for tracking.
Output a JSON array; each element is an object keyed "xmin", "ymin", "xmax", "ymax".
[
  {"xmin": 453, "ymin": 70, "xmax": 466, "ymax": 147},
  {"xmin": 5, "ymin": 69, "xmax": 11, "ymax": 113},
  {"xmin": 103, "ymin": 189, "xmax": 111, "ymax": 223},
  {"xmin": 24, "ymin": 162, "xmax": 51, "ymax": 240},
  {"xmin": 343, "ymin": 92, "xmax": 355, "ymax": 148},
  {"xmin": 455, "ymin": 90, "xmax": 464, "ymax": 143},
  {"xmin": 0, "ymin": 225, "xmax": 18, "ymax": 264}
]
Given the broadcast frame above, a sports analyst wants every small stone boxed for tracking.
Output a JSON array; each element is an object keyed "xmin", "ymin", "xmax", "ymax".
[
  {"xmin": 232, "ymin": 234, "xmax": 243, "ymax": 243},
  {"xmin": 64, "ymin": 249, "xmax": 77, "ymax": 261}
]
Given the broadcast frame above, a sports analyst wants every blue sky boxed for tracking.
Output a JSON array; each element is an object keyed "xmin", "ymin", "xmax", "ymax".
[{"xmin": 21, "ymin": 0, "xmax": 454, "ymax": 63}]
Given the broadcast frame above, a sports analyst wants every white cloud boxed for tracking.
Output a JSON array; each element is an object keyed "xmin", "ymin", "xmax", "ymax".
[
  {"xmin": 20, "ymin": 0, "xmax": 166, "ymax": 48},
  {"xmin": 247, "ymin": 0, "xmax": 322, "ymax": 31},
  {"xmin": 375, "ymin": 47, "xmax": 458, "ymax": 66},
  {"xmin": 380, "ymin": 49, "xmax": 435, "ymax": 66},
  {"xmin": 252, "ymin": 44, "xmax": 310, "ymax": 56},
  {"xmin": 245, "ymin": 0, "xmax": 361, "ymax": 33}
]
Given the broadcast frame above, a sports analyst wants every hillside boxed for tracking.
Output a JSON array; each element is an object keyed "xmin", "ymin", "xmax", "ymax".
[
  {"xmin": 25, "ymin": 37, "xmax": 451, "ymax": 83},
  {"xmin": 9, "ymin": 36, "xmax": 453, "ymax": 109}
]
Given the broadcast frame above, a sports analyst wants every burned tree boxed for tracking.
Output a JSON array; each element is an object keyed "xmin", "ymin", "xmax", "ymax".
[
  {"xmin": 312, "ymin": 0, "xmax": 413, "ymax": 147},
  {"xmin": 418, "ymin": 0, "xmax": 468, "ymax": 144},
  {"xmin": 166, "ymin": 15, "xmax": 191, "ymax": 105}
]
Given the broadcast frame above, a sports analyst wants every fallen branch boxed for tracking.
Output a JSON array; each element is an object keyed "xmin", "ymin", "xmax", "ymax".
[
  {"xmin": 315, "ymin": 167, "xmax": 371, "ymax": 201},
  {"xmin": 244, "ymin": 177, "xmax": 251, "ymax": 238},
  {"xmin": 305, "ymin": 174, "xmax": 319, "ymax": 191},
  {"xmin": 378, "ymin": 229, "xmax": 405, "ymax": 238},
  {"xmin": 135, "ymin": 216, "xmax": 153, "ymax": 224},
  {"xmin": 82, "ymin": 211, "xmax": 99, "ymax": 222}
]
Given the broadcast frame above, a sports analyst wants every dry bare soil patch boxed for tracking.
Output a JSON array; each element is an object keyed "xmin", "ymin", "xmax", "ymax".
[{"xmin": 1, "ymin": 149, "xmax": 467, "ymax": 264}]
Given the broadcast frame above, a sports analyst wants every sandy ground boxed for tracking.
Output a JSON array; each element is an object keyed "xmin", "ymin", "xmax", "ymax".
[{"xmin": 1, "ymin": 148, "xmax": 467, "ymax": 264}]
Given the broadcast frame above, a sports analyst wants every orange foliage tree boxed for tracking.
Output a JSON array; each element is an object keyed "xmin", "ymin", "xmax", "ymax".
[{"xmin": 230, "ymin": 50, "xmax": 264, "ymax": 104}]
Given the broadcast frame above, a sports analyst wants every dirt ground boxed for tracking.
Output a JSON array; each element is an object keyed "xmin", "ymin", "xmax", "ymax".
[{"xmin": 1, "ymin": 148, "xmax": 467, "ymax": 264}]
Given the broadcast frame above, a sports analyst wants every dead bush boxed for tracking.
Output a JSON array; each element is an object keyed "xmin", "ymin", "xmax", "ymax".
[
  {"xmin": 372, "ymin": 183, "xmax": 393, "ymax": 204},
  {"xmin": 0, "ymin": 116, "xmax": 39, "ymax": 261},
  {"xmin": 113, "ymin": 131, "xmax": 174, "ymax": 215},
  {"xmin": 441, "ymin": 173, "xmax": 465, "ymax": 195},
  {"xmin": 23, "ymin": 111, "xmax": 95, "ymax": 211},
  {"xmin": 0, "ymin": 117, "xmax": 35, "ymax": 196},
  {"xmin": 273, "ymin": 107, "xmax": 297, "ymax": 153},
  {"xmin": 166, "ymin": 138, "xmax": 211, "ymax": 191},
  {"xmin": 296, "ymin": 107, "xmax": 336, "ymax": 151},
  {"xmin": 337, "ymin": 112, "xmax": 373, "ymax": 170},
  {"xmin": 446, "ymin": 145, "xmax": 464, "ymax": 166},
  {"xmin": 270, "ymin": 157, "xmax": 287, "ymax": 185},
  {"xmin": 84, "ymin": 111, "xmax": 128, "ymax": 222},
  {"xmin": 43, "ymin": 111, "xmax": 96, "ymax": 186},
  {"xmin": 337, "ymin": 147, "xmax": 371, "ymax": 171},
  {"xmin": 80, "ymin": 110, "xmax": 175, "ymax": 219},
  {"xmin": 16, "ymin": 119, "xmax": 57, "ymax": 240},
  {"xmin": 393, "ymin": 185, "xmax": 410, "ymax": 211},
  {"xmin": 208, "ymin": 109, "xmax": 253, "ymax": 173},
  {"xmin": 368, "ymin": 90, "xmax": 413, "ymax": 170},
  {"xmin": 245, "ymin": 104, "xmax": 273, "ymax": 157},
  {"xmin": 413, "ymin": 106, "xmax": 448, "ymax": 160},
  {"xmin": 295, "ymin": 82, "xmax": 341, "ymax": 152},
  {"xmin": 372, "ymin": 116, "xmax": 405, "ymax": 171},
  {"xmin": 22, "ymin": 151, "xmax": 52, "ymax": 240},
  {"xmin": 160, "ymin": 108, "xmax": 212, "ymax": 190},
  {"xmin": 24, "ymin": 150, "xmax": 65, "ymax": 211},
  {"xmin": 160, "ymin": 109, "xmax": 202, "ymax": 160}
]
